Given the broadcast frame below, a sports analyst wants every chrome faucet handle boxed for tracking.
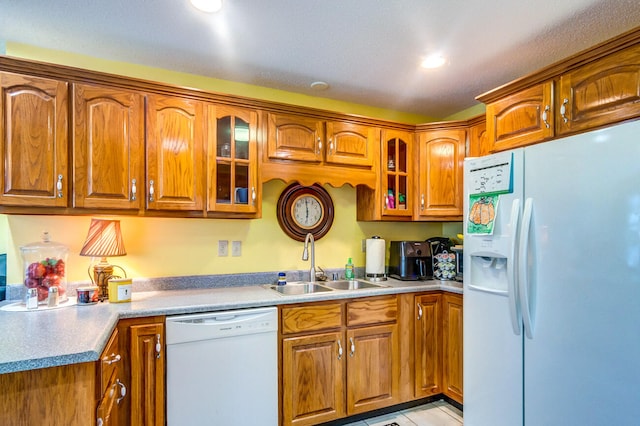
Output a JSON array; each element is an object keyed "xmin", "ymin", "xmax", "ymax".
[{"xmin": 315, "ymin": 266, "xmax": 328, "ymax": 281}]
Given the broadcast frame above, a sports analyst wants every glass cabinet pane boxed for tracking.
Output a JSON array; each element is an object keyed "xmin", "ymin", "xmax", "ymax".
[
  {"xmin": 234, "ymin": 118, "xmax": 249, "ymax": 160},
  {"xmin": 217, "ymin": 116, "xmax": 232, "ymax": 158},
  {"xmin": 216, "ymin": 162, "xmax": 231, "ymax": 203},
  {"xmin": 398, "ymin": 140, "xmax": 407, "ymax": 173},
  {"xmin": 387, "ymin": 138, "xmax": 396, "ymax": 171},
  {"xmin": 234, "ymin": 164, "xmax": 249, "ymax": 204}
]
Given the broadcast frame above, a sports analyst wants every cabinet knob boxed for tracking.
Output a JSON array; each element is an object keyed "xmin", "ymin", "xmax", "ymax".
[
  {"xmin": 149, "ymin": 180, "xmax": 155, "ymax": 203},
  {"xmin": 56, "ymin": 175, "xmax": 63, "ymax": 198},
  {"xmin": 116, "ymin": 379, "xmax": 127, "ymax": 404},
  {"xmin": 560, "ymin": 98, "xmax": 569, "ymax": 123},
  {"xmin": 542, "ymin": 105, "xmax": 551, "ymax": 129},
  {"xmin": 155, "ymin": 333, "xmax": 162, "ymax": 359},
  {"xmin": 131, "ymin": 179, "xmax": 137, "ymax": 201}
]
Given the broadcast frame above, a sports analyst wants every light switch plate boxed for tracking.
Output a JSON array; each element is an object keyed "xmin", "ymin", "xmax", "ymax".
[
  {"xmin": 218, "ymin": 240, "xmax": 229, "ymax": 256},
  {"xmin": 231, "ymin": 241, "xmax": 242, "ymax": 257}
]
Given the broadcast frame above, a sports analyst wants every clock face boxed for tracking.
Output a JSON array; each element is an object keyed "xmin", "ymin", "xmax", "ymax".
[
  {"xmin": 292, "ymin": 195, "xmax": 324, "ymax": 229},
  {"xmin": 277, "ymin": 183, "xmax": 334, "ymax": 241}
]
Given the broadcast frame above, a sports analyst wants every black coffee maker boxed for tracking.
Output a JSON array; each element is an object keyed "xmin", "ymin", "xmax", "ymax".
[
  {"xmin": 426, "ymin": 237, "xmax": 452, "ymax": 258},
  {"xmin": 388, "ymin": 241, "xmax": 432, "ymax": 280}
]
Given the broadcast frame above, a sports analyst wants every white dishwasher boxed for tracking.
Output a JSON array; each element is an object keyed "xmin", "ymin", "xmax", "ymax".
[{"xmin": 166, "ymin": 306, "xmax": 278, "ymax": 425}]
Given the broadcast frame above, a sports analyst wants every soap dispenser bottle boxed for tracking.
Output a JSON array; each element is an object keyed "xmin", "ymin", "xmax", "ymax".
[{"xmin": 345, "ymin": 258, "xmax": 355, "ymax": 280}]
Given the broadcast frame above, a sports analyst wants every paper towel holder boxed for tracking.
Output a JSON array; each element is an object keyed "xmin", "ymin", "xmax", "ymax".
[{"xmin": 365, "ymin": 236, "xmax": 388, "ymax": 282}]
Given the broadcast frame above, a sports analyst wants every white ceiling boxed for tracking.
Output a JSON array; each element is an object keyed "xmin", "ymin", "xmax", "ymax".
[{"xmin": 1, "ymin": 0, "xmax": 640, "ymax": 120}]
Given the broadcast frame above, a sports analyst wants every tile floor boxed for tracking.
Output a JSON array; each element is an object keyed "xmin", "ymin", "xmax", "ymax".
[{"xmin": 341, "ymin": 400, "xmax": 463, "ymax": 426}]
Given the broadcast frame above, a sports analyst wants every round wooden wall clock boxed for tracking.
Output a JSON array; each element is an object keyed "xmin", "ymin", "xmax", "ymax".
[{"xmin": 277, "ymin": 183, "xmax": 334, "ymax": 241}]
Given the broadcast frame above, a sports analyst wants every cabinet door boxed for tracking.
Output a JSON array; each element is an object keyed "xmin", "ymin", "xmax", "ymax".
[
  {"xmin": 207, "ymin": 105, "xmax": 259, "ymax": 213},
  {"xmin": 442, "ymin": 293, "xmax": 463, "ymax": 404},
  {"xmin": 146, "ymin": 94, "xmax": 205, "ymax": 211},
  {"xmin": 325, "ymin": 122, "xmax": 376, "ymax": 167},
  {"xmin": 414, "ymin": 293, "xmax": 441, "ymax": 398},
  {"xmin": 415, "ymin": 129, "xmax": 465, "ymax": 220},
  {"xmin": 282, "ymin": 331, "xmax": 345, "ymax": 425},
  {"xmin": 486, "ymin": 81, "xmax": 554, "ymax": 152},
  {"xmin": 381, "ymin": 129, "xmax": 413, "ymax": 218},
  {"xmin": 557, "ymin": 44, "xmax": 640, "ymax": 135},
  {"xmin": 346, "ymin": 324, "xmax": 399, "ymax": 415},
  {"xmin": 468, "ymin": 119, "xmax": 488, "ymax": 158},
  {"xmin": 73, "ymin": 84, "xmax": 144, "ymax": 209},
  {"xmin": 267, "ymin": 113, "xmax": 324, "ymax": 162},
  {"xmin": 129, "ymin": 322, "xmax": 165, "ymax": 426},
  {"xmin": 0, "ymin": 72, "xmax": 68, "ymax": 207}
]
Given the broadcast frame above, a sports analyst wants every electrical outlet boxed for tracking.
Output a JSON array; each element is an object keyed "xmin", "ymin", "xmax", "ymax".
[
  {"xmin": 218, "ymin": 240, "xmax": 229, "ymax": 256},
  {"xmin": 362, "ymin": 239, "xmax": 367, "ymax": 252},
  {"xmin": 232, "ymin": 241, "xmax": 242, "ymax": 257}
]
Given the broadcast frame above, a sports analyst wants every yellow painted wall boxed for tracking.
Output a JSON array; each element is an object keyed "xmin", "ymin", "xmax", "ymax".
[{"xmin": 4, "ymin": 182, "xmax": 458, "ymax": 285}]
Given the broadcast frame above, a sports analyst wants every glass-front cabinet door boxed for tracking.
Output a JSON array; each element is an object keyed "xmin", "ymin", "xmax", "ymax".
[
  {"xmin": 382, "ymin": 130, "xmax": 413, "ymax": 217},
  {"xmin": 207, "ymin": 105, "xmax": 258, "ymax": 214}
]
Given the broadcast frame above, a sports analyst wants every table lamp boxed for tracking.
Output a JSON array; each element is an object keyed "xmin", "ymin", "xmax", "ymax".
[{"xmin": 79, "ymin": 218, "xmax": 127, "ymax": 301}]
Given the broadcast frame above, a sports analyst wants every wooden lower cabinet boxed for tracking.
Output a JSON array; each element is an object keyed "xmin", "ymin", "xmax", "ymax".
[
  {"xmin": 118, "ymin": 316, "xmax": 166, "ymax": 426},
  {"xmin": 442, "ymin": 293, "xmax": 463, "ymax": 404},
  {"xmin": 414, "ymin": 293, "xmax": 442, "ymax": 398},
  {"xmin": 282, "ymin": 331, "xmax": 345, "ymax": 425},
  {"xmin": 97, "ymin": 327, "xmax": 125, "ymax": 426},
  {"xmin": 280, "ymin": 296, "xmax": 400, "ymax": 426}
]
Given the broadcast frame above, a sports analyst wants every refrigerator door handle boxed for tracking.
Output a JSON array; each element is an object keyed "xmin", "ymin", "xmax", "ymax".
[
  {"xmin": 518, "ymin": 197, "xmax": 535, "ymax": 339},
  {"xmin": 507, "ymin": 198, "xmax": 522, "ymax": 335}
]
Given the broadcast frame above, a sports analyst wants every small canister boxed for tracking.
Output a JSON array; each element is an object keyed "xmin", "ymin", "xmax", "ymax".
[
  {"xmin": 47, "ymin": 286, "xmax": 59, "ymax": 307},
  {"xmin": 26, "ymin": 288, "xmax": 38, "ymax": 310},
  {"xmin": 108, "ymin": 278, "xmax": 132, "ymax": 303},
  {"xmin": 277, "ymin": 272, "xmax": 286, "ymax": 286},
  {"xmin": 77, "ymin": 286, "xmax": 99, "ymax": 305}
]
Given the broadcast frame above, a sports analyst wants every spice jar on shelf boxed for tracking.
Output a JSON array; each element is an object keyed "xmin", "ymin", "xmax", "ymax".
[{"xmin": 20, "ymin": 232, "xmax": 69, "ymax": 304}]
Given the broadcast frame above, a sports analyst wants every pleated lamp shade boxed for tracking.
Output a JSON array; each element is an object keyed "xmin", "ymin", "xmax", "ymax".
[{"xmin": 79, "ymin": 219, "xmax": 127, "ymax": 258}]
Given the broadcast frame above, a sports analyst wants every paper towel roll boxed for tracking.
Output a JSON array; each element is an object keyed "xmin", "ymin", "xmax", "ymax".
[{"xmin": 366, "ymin": 237, "xmax": 386, "ymax": 278}]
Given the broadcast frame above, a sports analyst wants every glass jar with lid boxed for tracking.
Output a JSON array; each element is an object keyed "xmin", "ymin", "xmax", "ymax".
[{"xmin": 20, "ymin": 232, "xmax": 69, "ymax": 304}]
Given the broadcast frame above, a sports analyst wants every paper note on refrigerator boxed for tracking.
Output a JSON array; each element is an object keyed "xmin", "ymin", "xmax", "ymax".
[
  {"xmin": 467, "ymin": 194, "xmax": 499, "ymax": 234},
  {"xmin": 467, "ymin": 152, "xmax": 513, "ymax": 196}
]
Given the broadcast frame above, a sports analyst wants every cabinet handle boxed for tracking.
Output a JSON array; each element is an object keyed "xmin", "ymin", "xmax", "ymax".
[
  {"xmin": 383, "ymin": 195, "xmax": 388, "ymax": 210},
  {"xmin": 349, "ymin": 337, "xmax": 355, "ymax": 357},
  {"xmin": 417, "ymin": 303, "xmax": 423, "ymax": 320},
  {"xmin": 131, "ymin": 179, "xmax": 137, "ymax": 201},
  {"xmin": 116, "ymin": 379, "xmax": 127, "ymax": 404},
  {"xmin": 420, "ymin": 194, "xmax": 425, "ymax": 211},
  {"xmin": 542, "ymin": 105, "xmax": 550, "ymax": 129},
  {"xmin": 560, "ymin": 98, "xmax": 569, "ymax": 123},
  {"xmin": 328, "ymin": 138, "xmax": 334, "ymax": 155},
  {"xmin": 251, "ymin": 186, "xmax": 256, "ymax": 205},
  {"xmin": 56, "ymin": 175, "xmax": 63, "ymax": 198},
  {"xmin": 149, "ymin": 180, "xmax": 155, "ymax": 202},
  {"xmin": 337, "ymin": 339, "xmax": 343, "ymax": 360},
  {"xmin": 317, "ymin": 137, "xmax": 322, "ymax": 154},
  {"xmin": 97, "ymin": 418, "xmax": 104, "ymax": 426},
  {"xmin": 155, "ymin": 334, "xmax": 162, "ymax": 359},
  {"xmin": 103, "ymin": 353, "xmax": 121, "ymax": 365}
]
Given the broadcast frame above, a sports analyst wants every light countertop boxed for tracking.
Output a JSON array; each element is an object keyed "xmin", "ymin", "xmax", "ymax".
[{"xmin": 0, "ymin": 277, "xmax": 462, "ymax": 375}]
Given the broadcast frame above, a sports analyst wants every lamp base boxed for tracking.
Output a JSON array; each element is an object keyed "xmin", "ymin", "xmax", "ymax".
[{"xmin": 92, "ymin": 263, "xmax": 113, "ymax": 302}]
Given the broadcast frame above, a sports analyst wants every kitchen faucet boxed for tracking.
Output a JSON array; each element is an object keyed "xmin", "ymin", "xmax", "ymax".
[{"xmin": 302, "ymin": 233, "xmax": 316, "ymax": 282}]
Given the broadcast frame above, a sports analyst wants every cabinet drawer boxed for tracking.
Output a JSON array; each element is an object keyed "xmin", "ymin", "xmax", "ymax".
[
  {"xmin": 281, "ymin": 303, "xmax": 343, "ymax": 334},
  {"xmin": 347, "ymin": 296, "xmax": 397, "ymax": 327},
  {"xmin": 99, "ymin": 328, "xmax": 120, "ymax": 393}
]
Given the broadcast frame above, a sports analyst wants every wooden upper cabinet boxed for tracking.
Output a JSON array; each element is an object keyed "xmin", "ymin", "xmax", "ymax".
[
  {"xmin": 468, "ymin": 118, "xmax": 488, "ymax": 158},
  {"xmin": 73, "ymin": 84, "xmax": 144, "ymax": 210},
  {"xmin": 325, "ymin": 122, "xmax": 375, "ymax": 167},
  {"xmin": 207, "ymin": 105, "xmax": 259, "ymax": 214},
  {"xmin": 485, "ymin": 81, "xmax": 554, "ymax": 152},
  {"xmin": 267, "ymin": 113, "xmax": 324, "ymax": 162},
  {"xmin": 146, "ymin": 94, "xmax": 205, "ymax": 211},
  {"xmin": 0, "ymin": 72, "xmax": 68, "ymax": 207},
  {"xmin": 556, "ymin": 43, "xmax": 640, "ymax": 135},
  {"xmin": 415, "ymin": 129, "xmax": 465, "ymax": 220}
]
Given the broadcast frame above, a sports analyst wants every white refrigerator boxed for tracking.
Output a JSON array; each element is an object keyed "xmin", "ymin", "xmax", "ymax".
[{"xmin": 463, "ymin": 119, "xmax": 640, "ymax": 426}]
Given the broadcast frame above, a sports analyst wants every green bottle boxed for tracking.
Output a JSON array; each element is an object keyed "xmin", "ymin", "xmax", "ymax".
[{"xmin": 345, "ymin": 257, "xmax": 355, "ymax": 280}]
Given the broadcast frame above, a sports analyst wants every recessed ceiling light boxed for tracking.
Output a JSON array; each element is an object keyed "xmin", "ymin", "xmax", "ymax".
[
  {"xmin": 310, "ymin": 81, "xmax": 329, "ymax": 91},
  {"xmin": 190, "ymin": 0, "xmax": 223, "ymax": 13},
  {"xmin": 421, "ymin": 54, "xmax": 447, "ymax": 69}
]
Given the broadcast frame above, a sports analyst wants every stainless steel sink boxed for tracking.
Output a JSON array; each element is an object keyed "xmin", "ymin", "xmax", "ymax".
[
  {"xmin": 319, "ymin": 279, "xmax": 386, "ymax": 290},
  {"xmin": 267, "ymin": 282, "xmax": 333, "ymax": 295}
]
